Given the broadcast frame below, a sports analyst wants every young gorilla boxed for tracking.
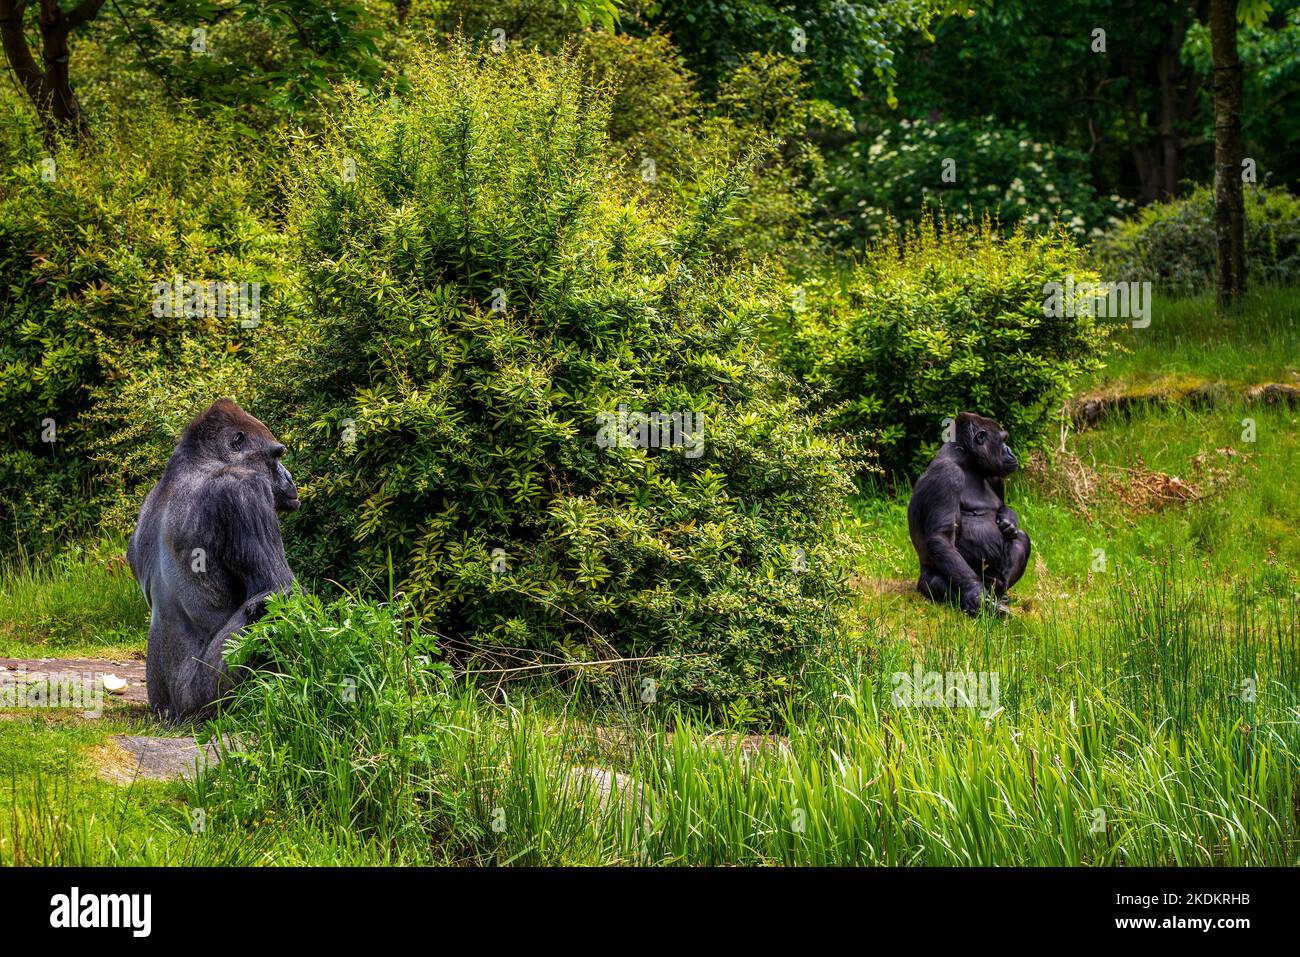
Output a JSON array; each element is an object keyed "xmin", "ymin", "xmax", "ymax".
[
  {"xmin": 127, "ymin": 399, "xmax": 299, "ymax": 721},
  {"xmin": 907, "ymin": 412, "xmax": 1031, "ymax": 616}
]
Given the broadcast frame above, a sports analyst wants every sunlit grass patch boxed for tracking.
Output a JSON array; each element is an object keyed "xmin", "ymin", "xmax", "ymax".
[
  {"xmin": 0, "ymin": 540, "xmax": 148, "ymax": 659},
  {"xmin": 1088, "ymin": 285, "xmax": 1300, "ymax": 394}
]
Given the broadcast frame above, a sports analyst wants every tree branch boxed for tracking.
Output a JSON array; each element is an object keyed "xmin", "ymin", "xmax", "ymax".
[
  {"xmin": 0, "ymin": 2, "xmax": 48, "ymax": 112},
  {"xmin": 65, "ymin": 0, "xmax": 105, "ymax": 29}
]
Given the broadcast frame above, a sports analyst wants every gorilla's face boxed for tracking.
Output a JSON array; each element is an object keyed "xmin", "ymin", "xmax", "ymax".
[
  {"xmin": 176, "ymin": 400, "xmax": 300, "ymax": 512},
  {"xmin": 958, "ymin": 412, "xmax": 1018, "ymax": 477},
  {"xmin": 271, "ymin": 450, "xmax": 300, "ymax": 512},
  {"xmin": 219, "ymin": 412, "xmax": 299, "ymax": 512}
]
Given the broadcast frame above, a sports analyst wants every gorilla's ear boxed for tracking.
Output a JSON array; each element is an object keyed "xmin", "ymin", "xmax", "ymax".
[
  {"xmin": 974, "ymin": 428, "xmax": 987, "ymax": 445},
  {"xmin": 231, "ymin": 431, "xmax": 246, "ymax": 451}
]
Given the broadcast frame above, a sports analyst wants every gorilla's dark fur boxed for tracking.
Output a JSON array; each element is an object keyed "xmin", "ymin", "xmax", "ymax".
[
  {"xmin": 908, "ymin": 412, "xmax": 1031, "ymax": 616},
  {"xmin": 127, "ymin": 399, "xmax": 299, "ymax": 720}
]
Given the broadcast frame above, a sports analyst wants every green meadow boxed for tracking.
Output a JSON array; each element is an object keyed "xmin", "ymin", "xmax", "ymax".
[{"xmin": 3, "ymin": 288, "xmax": 1296, "ymax": 867}]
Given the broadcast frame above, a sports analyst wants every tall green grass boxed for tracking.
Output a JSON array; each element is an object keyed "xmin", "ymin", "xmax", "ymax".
[
  {"xmin": 1087, "ymin": 284, "xmax": 1300, "ymax": 393},
  {"xmin": 191, "ymin": 568, "xmax": 1299, "ymax": 866},
  {"xmin": 0, "ymin": 772, "xmax": 272, "ymax": 866},
  {"xmin": 0, "ymin": 540, "xmax": 147, "ymax": 658},
  {"xmin": 0, "ymin": 716, "xmax": 430, "ymax": 866}
]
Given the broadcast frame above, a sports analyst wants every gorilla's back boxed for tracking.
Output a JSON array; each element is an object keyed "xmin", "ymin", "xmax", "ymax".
[
  {"xmin": 129, "ymin": 472, "xmax": 229, "ymax": 716},
  {"xmin": 126, "ymin": 478, "xmax": 166, "ymax": 610}
]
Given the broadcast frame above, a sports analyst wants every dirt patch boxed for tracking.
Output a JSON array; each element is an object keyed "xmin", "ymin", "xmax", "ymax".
[
  {"xmin": 849, "ymin": 575, "xmax": 916, "ymax": 597},
  {"xmin": 89, "ymin": 741, "xmax": 146, "ymax": 784},
  {"xmin": 0, "ymin": 657, "xmax": 148, "ymax": 712},
  {"xmin": 1025, "ymin": 446, "xmax": 1243, "ymax": 517},
  {"xmin": 94, "ymin": 734, "xmax": 222, "ymax": 784},
  {"xmin": 1105, "ymin": 460, "xmax": 1202, "ymax": 512}
]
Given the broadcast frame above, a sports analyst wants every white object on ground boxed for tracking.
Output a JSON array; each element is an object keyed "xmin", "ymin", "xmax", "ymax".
[{"xmin": 102, "ymin": 674, "xmax": 128, "ymax": 694}]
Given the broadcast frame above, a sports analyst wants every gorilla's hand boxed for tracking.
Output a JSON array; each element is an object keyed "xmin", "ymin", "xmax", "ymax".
[
  {"xmin": 996, "ymin": 513, "xmax": 1018, "ymax": 540},
  {"xmin": 962, "ymin": 586, "xmax": 1011, "ymax": 617}
]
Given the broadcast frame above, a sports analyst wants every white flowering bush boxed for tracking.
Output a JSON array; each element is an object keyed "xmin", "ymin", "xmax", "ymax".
[{"xmin": 815, "ymin": 117, "xmax": 1130, "ymax": 244}]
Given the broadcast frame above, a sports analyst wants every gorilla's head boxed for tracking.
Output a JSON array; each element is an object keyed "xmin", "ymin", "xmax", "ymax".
[
  {"xmin": 180, "ymin": 399, "xmax": 300, "ymax": 511},
  {"xmin": 956, "ymin": 411, "xmax": 1018, "ymax": 477}
]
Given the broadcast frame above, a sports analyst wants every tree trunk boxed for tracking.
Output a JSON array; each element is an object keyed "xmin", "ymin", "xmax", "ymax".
[
  {"xmin": 1209, "ymin": 0, "xmax": 1247, "ymax": 305},
  {"xmin": 0, "ymin": 0, "xmax": 106, "ymax": 141}
]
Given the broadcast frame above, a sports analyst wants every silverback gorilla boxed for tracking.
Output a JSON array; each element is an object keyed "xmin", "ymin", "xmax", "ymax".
[
  {"xmin": 908, "ymin": 412, "xmax": 1031, "ymax": 616},
  {"xmin": 127, "ymin": 399, "xmax": 299, "ymax": 720}
]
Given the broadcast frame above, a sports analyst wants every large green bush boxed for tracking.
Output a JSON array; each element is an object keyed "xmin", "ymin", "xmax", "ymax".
[
  {"xmin": 0, "ymin": 96, "xmax": 285, "ymax": 551},
  {"xmin": 1092, "ymin": 185, "xmax": 1300, "ymax": 294},
  {"xmin": 580, "ymin": 33, "xmax": 843, "ymax": 270},
  {"xmin": 796, "ymin": 217, "xmax": 1109, "ymax": 477},
  {"xmin": 258, "ymin": 42, "xmax": 857, "ymax": 721}
]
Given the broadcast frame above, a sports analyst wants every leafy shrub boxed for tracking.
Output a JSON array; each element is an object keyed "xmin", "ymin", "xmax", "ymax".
[
  {"xmin": 1092, "ymin": 185, "xmax": 1300, "ymax": 294},
  {"xmin": 198, "ymin": 591, "xmax": 650, "ymax": 864},
  {"xmin": 580, "ymin": 34, "xmax": 844, "ymax": 269},
  {"xmin": 648, "ymin": 0, "xmax": 939, "ymax": 112},
  {"xmin": 85, "ymin": 0, "xmax": 395, "ymax": 128},
  {"xmin": 82, "ymin": 336, "xmax": 267, "ymax": 532},
  {"xmin": 578, "ymin": 28, "xmax": 702, "ymax": 171},
  {"xmin": 796, "ymin": 216, "xmax": 1109, "ymax": 476},
  {"xmin": 816, "ymin": 117, "xmax": 1131, "ymax": 245},
  {"xmin": 697, "ymin": 52, "xmax": 849, "ymax": 268},
  {"xmin": 0, "ymin": 96, "xmax": 285, "ymax": 552},
  {"xmin": 256, "ymin": 41, "xmax": 858, "ymax": 721}
]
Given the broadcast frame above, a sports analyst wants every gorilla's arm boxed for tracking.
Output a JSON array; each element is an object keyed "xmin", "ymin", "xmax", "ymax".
[
  {"xmin": 205, "ymin": 469, "xmax": 296, "ymax": 598},
  {"xmin": 171, "ymin": 593, "xmax": 279, "ymax": 718},
  {"xmin": 987, "ymin": 475, "xmax": 1019, "ymax": 539},
  {"xmin": 915, "ymin": 464, "xmax": 985, "ymax": 613}
]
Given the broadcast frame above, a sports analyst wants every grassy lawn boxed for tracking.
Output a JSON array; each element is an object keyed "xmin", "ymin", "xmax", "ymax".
[
  {"xmin": 1, "ymin": 291, "xmax": 1297, "ymax": 866},
  {"xmin": 855, "ymin": 400, "xmax": 1300, "ymax": 595},
  {"xmin": 0, "ymin": 712, "xmax": 420, "ymax": 865},
  {"xmin": 0, "ymin": 540, "xmax": 148, "ymax": 660},
  {"xmin": 1084, "ymin": 285, "xmax": 1300, "ymax": 396}
]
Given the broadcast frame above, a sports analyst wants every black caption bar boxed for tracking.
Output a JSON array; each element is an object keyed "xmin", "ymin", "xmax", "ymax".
[{"xmin": 1, "ymin": 866, "xmax": 1286, "ymax": 943}]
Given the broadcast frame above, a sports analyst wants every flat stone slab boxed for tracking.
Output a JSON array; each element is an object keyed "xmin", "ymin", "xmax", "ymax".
[
  {"xmin": 564, "ymin": 767, "xmax": 654, "ymax": 829},
  {"xmin": 100, "ymin": 735, "xmax": 222, "ymax": 783},
  {"xmin": 0, "ymin": 657, "xmax": 148, "ymax": 711}
]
